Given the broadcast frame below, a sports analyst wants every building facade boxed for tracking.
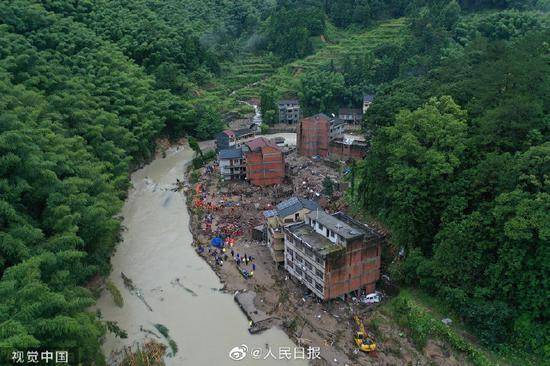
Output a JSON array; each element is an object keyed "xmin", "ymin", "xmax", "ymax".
[
  {"xmin": 244, "ymin": 137, "xmax": 285, "ymax": 186},
  {"xmin": 284, "ymin": 211, "xmax": 382, "ymax": 300},
  {"xmin": 278, "ymin": 99, "xmax": 301, "ymax": 124},
  {"xmin": 218, "ymin": 149, "xmax": 246, "ymax": 181},
  {"xmin": 338, "ymin": 108, "xmax": 363, "ymax": 124},
  {"xmin": 264, "ymin": 197, "xmax": 319, "ymax": 263},
  {"xmin": 297, "ymin": 114, "xmax": 345, "ymax": 158},
  {"xmin": 215, "ymin": 130, "xmax": 237, "ymax": 151},
  {"xmin": 329, "ymin": 134, "xmax": 368, "ymax": 160},
  {"xmin": 217, "ymin": 137, "xmax": 285, "ymax": 186}
]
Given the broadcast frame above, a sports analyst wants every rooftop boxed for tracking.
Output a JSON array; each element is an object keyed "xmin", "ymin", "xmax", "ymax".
[
  {"xmin": 332, "ymin": 133, "xmax": 368, "ymax": 146},
  {"xmin": 339, "ymin": 107, "xmax": 363, "ymax": 115},
  {"xmin": 278, "ymin": 99, "xmax": 299, "ymax": 105},
  {"xmin": 222, "ymin": 130, "xmax": 236, "ymax": 138},
  {"xmin": 363, "ymin": 94, "xmax": 375, "ymax": 103},
  {"xmin": 245, "ymin": 137, "xmax": 279, "ymax": 152},
  {"xmin": 302, "ymin": 113, "xmax": 345, "ymax": 127},
  {"xmin": 218, "ymin": 148, "xmax": 243, "ymax": 160},
  {"xmin": 276, "ymin": 197, "xmax": 319, "ymax": 218},
  {"xmin": 307, "ymin": 210, "xmax": 366, "ymax": 240},
  {"xmin": 234, "ymin": 128, "xmax": 255, "ymax": 138},
  {"xmin": 287, "ymin": 222, "xmax": 344, "ymax": 256}
]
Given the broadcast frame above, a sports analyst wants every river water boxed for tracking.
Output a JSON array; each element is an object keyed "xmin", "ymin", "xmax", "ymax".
[{"xmin": 95, "ymin": 145, "xmax": 306, "ymax": 365}]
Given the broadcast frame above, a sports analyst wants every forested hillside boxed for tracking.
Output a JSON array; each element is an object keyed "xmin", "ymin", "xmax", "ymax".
[
  {"xmin": 355, "ymin": 4, "xmax": 549, "ymax": 363},
  {"xmin": 0, "ymin": 0, "xmax": 548, "ymax": 364}
]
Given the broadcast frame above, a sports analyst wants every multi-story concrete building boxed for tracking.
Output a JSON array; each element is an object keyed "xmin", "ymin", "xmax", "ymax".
[
  {"xmin": 284, "ymin": 210, "xmax": 382, "ymax": 300},
  {"xmin": 278, "ymin": 99, "xmax": 301, "ymax": 124},
  {"xmin": 215, "ymin": 128, "xmax": 256, "ymax": 151},
  {"xmin": 218, "ymin": 148, "xmax": 245, "ymax": 181},
  {"xmin": 215, "ymin": 130, "xmax": 237, "ymax": 152},
  {"xmin": 264, "ymin": 197, "xmax": 319, "ymax": 263},
  {"xmin": 297, "ymin": 114, "xmax": 345, "ymax": 158}
]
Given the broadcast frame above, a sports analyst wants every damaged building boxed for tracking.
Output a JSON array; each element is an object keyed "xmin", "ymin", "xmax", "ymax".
[
  {"xmin": 329, "ymin": 134, "xmax": 368, "ymax": 160},
  {"xmin": 263, "ymin": 197, "xmax": 320, "ymax": 263},
  {"xmin": 215, "ymin": 128, "xmax": 256, "ymax": 151},
  {"xmin": 217, "ymin": 137, "xmax": 286, "ymax": 186},
  {"xmin": 338, "ymin": 107, "xmax": 363, "ymax": 124},
  {"xmin": 284, "ymin": 210, "xmax": 382, "ymax": 300},
  {"xmin": 296, "ymin": 113, "xmax": 345, "ymax": 158},
  {"xmin": 278, "ymin": 99, "xmax": 301, "ymax": 124},
  {"xmin": 243, "ymin": 137, "xmax": 286, "ymax": 186}
]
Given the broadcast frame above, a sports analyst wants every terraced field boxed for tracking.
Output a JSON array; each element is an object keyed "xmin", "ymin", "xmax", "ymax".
[
  {"xmin": 236, "ymin": 17, "xmax": 407, "ymax": 99},
  {"xmin": 192, "ymin": 18, "xmax": 407, "ymax": 115}
]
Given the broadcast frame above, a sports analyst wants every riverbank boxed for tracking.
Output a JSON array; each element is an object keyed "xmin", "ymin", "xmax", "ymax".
[{"xmin": 95, "ymin": 142, "xmax": 303, "ymax": 366}]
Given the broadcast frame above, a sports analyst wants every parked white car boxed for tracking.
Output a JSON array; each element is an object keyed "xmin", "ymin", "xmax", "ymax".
[{"xmin": 362, "ymin": 292, "xmax": 382, "ymax": 304}]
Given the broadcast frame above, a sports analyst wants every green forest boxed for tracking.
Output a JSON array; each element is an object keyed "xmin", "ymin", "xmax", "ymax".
[{"xmin": 0, "ymin": 0, "xmax": 548, "ymax": 364}]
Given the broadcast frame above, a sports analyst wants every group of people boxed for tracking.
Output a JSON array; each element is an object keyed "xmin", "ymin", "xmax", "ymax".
[{"xmin": 197, "ymin": 243, "xmax": 258, "ymax": 279}]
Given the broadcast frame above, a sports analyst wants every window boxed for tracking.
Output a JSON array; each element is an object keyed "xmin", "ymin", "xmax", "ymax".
[
  {"xmin": 316, "ymin": 256, "xmax": 323, "ymax": 264},
  {"xmin": 305, "ymin": 274, "xmax": 313, "ymax": 283},
  {"xmin": 315, "ymin": 269, "xmax": 323, "ymax": 279},
  {"xmin": 287, "ymin": 248, "xmax": 294, "ymax": 256},
  {"xmin": 287, "ymin": 260, "xmax": 293, "ymax": 268},
  {"xmin": 296, "ymin": 254, "xmax": 303, "ymax": 263},
  {"xmin": 295, "ymin": 267, "xmax": 303, "ymax": 276},
  {"xmin": 305, "ymin": 261, "xmax": 312, "ymax": 270},
  {"xmin": 315, "ymin": 283, "xmax": 323, "ymax": 292},
  {"xmin": 294, "ymin": 213, "xmax": 299, "ymax": 220}
]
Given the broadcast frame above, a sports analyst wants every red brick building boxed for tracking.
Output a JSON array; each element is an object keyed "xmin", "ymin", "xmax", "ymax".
[
  {"xmin": 243, "ymin": 137, "xmax": 285, "ymax": 186},
  {"xmin": 297, "ymin": 114, "xmax": 345, "ymax": 158},
  {"xmin": 283, "ymin": 211, "xmax": 382, "ymax": 300}
]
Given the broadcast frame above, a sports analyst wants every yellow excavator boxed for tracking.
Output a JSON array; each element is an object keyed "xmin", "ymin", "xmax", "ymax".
[{"xmin": 354, "ymin": 315, "xmax": 377, "ymax": 352}]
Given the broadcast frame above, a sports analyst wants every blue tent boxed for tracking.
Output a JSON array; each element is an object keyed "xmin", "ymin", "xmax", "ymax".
[{"xmin": 211, "ymin": 237, "xmax": 223, "ymax": 248}]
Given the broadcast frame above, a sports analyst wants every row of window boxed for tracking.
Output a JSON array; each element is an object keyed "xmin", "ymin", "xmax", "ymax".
[
  {"xmin": 286, "ymin": 255, "xmax": 324, "ymax": 280},
  {"xmin": 289, "ymin": 263, "xmax": 323, "ymax": 293},
  {"xmin": 287, "ymin": 238, "xmax": 323, "ymax": 264}
]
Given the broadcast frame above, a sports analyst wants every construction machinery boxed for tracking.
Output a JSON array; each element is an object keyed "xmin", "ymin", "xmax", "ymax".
[{"xmin": 354, "ymin": 315, "xmax": 377, "ymax": 352}]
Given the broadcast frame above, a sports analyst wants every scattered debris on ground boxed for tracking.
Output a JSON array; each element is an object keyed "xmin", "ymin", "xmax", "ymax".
[{"xmin": 182, "ymin": 147, "xmax": 475, "ymax": 366}]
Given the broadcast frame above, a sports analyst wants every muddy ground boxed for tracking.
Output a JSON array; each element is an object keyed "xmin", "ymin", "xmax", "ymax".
[{"xmin": 183, "ymin": 149, "xmax": 473, "ymax": 366}]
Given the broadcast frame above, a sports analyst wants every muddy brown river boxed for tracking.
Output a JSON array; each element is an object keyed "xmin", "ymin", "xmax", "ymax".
[{"xmin": 95, "ymin": 145, "xmax": 307, "ymax": 365}]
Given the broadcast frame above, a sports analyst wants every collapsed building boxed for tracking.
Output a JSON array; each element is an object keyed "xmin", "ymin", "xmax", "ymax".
[
  {"xmin": 297, "ymin": 113, "xmax": 367, "ymax": 160},
  {"xmin": 329, "ymin": 134, "xmax": 368, "ymax": 160},
  {"xmin": 338, "ymin": 107, "xmax": 363, "ymax": 124},
  {"xmin": 296, "ymin": 114, "xmax": 345, "ymax": 158},
  {"xmin": 263, "ymin": 197, "xmax": 320, "ymax": 263},
  {"xmin": 284, "ymin": 210, "xmax": 382, "ymax": 300},
  {"xmin": 217, "ymin": 137, "xmax": 285, "ymax": 186}
]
